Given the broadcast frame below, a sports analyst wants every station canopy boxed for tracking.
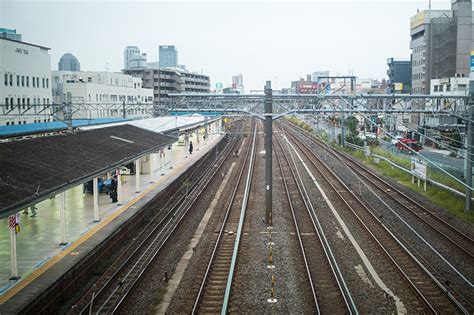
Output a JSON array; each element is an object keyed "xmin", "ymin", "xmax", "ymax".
[{"xmin": 0, "ymin": 123, "xmax": 178, "ymax": 218}]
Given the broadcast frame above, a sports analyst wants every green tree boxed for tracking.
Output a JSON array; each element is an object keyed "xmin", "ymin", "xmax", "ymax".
[{"xmin": 346, "ymin": 116, "xmax": 359, "ymax": 136}]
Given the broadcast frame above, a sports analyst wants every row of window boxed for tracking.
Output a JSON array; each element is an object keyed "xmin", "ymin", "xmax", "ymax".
[
  {"xmin": 433, "ymin": 84, "xmax": 467, "ymax": 92},
  {"xmin": 87, "ymin": 93, "xmax": 151, "ymax": 102},
  {"xmin": 4, "ymin": 74, "xmax": 49, "ymax": 89},
  {"xmin": 5, "ymin": 118, "xmax": 52, "ymax": 126},
  {"xmin": 413, "ymin": 45, "xmax": 425, "ymax": 54},
  {"xmin": 412, "ymin": 73, "xmax": 425, "ymax": 80},
  {"xmin": 4, "ymin": 97, "xmax": 50, "ymax": 110},
  {"xmin": 412, "ymin": 59, "xmax": 424, "ymax": 67}
]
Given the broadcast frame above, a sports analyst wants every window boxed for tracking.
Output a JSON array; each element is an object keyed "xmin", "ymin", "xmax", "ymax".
[
  {"xmin": 22, "ymin": 98, "xmax": 25, "ymax": 109},
  {"xmin": 4, "ymin": 74, "xmax": 7, "ymax": 86},
  {"xmin": 458, "ymin": 84, "xmax": 467, "ymax": 91},
  {"xmin": 10, "ymin": 98, "xmax": 13, "ymax": 107},
  {"xmin": 5, "ymin": 98, "xmax": 8, "ymax": 108},
  {"xmin": 33, "ymin": 77, "xmax": 36, "ymax": 87},
  {"xmin": 6, "ymin": 122, "xmax": 9, "ymax": 126},
  {"xmin": 46, "ymin": 78, "xmax": 49, "ymax": 88},
  {"xmin": 42, "ymin": 78, "xmax": 45, "ymax": 88},
  {"xmin": 27, "ymin": 98, "xmax": 30, "ymax": 107},
  {"xmin": 36, "ymin": 77, "xmax": 39, "ymax": 87},
  {"xmin": 434, "ymin": 85, "xmax": 438, "ymax": 92},
  {"xmin": 47, "ymin": 98, "xmax": 49, "ymax": 104},
  {"xmin": 23, "ymin": 120, "xmax": 26, "ymax": 124},
  {"xmin": 11, "ymin": 121, "xmax": 14, "ymax": 125},
  {"xmin": 446, "ymin": 84, "xmax": 451, "ymax": 92},
  {"xmin": 26, "ymin": 76, "xmax": 29, "ymax": 87},
  {"xmin": 17, "ymin": 75, "xmax": 20, "ymax": 86},
  {"xmin": 17, "ymin": 98, "xmax": 21, "ymax": 105},
  {"xmin": 9, "ymin": 74, "xmax": 12, "ymax": 86},
  {"xmin": 439, "ymin": 85, "xmax": 443, "ymax": 92},
  {"xmin": 21, "ymin": 75, "xmax": 24, "ymax": 87}
]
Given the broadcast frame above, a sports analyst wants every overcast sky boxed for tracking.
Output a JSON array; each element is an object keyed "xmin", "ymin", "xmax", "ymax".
[{"xmin": 2, "ymin": 0, "xmax": 448, "ymax": 91}]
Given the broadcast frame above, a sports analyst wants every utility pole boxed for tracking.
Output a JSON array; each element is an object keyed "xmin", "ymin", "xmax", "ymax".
[
  {"xmin": 265, "ymin": 81, "xmax": 273, "ymax": 226},
  {"xmin": 465, "ymin": 83, "xmax": 474, "ymax": 212},
  {"xmin": 341, "ymin": 114, "xmax": 346, "ymax": 147}
]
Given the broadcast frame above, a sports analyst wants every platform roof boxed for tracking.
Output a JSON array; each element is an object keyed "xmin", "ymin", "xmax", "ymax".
[
  {"xmin": 0, "ymin": 124, "xmax": 176, "ymax": 218},
  {"xmin": 0, "ymin": 118, "xmax": 139, "ymax": 139}
]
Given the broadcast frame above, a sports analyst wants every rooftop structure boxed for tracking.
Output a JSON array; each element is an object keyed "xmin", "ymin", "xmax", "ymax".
[
  {"xmin": 58, "ymin": 53, "xmax": 81, "ymax": 71},
  {"xmin": 0, "ymin": 28, "xmax": 22, "ymax": 41}
]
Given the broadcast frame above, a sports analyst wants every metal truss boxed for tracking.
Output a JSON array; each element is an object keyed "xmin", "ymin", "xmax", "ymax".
[{"xmin": 163, "ymin": 93, "xmax": 471, "ymax": 119}]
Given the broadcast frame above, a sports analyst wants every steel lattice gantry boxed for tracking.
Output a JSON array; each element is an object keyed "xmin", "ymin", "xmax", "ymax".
[
  {"xmin": 163, "ymin": 93, "xmax": 470, "ymax": 118},
  {"xmin": 165, "ymin": 90, "xmax": 474, "ymax": 218}
]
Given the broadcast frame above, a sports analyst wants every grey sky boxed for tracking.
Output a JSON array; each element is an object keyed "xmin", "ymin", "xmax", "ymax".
[{"xmin": 2, "ymin": 0, "xmax": 447, "ymax": 91}]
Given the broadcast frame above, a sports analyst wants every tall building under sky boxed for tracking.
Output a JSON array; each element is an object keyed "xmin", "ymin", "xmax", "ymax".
[
  {"xmin": 410, "ymin": 1, "xmax": 473, "ymax": 94},
  {"xmin": 58, "ymin": 53, "xmax": 80, "ymax": 71},
  {"xmin": 124, "ymin": 45, "xmax": 140, "ymax": 70},
  {"xmin": 159, "ymin": 45, "xmax": 178, "ymax": 69}
]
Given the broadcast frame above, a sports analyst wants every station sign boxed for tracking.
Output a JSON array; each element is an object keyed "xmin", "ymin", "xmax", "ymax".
[{"xmin": 411, "ymin": 158, "xmax": 427, "ymax": 180}]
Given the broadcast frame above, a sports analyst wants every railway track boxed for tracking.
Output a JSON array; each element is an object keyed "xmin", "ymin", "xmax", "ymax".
[
  {"xmin": 285, "ymin": 121, "xmax": 474, "ymax": 261},
  {"xmin": 192, "ymin": 121, "xmax": 257, "ymax": 314},
  {"xmin": 281, "ymin": 124, "xmax": 470, "ymax": 313},
  {"xmin": 273, "ymin": 133, "xmax": 357, "ymax": 314},
  {"xmin": 74, "ymin": 131, "xmax": 239, "ymax": 314}
]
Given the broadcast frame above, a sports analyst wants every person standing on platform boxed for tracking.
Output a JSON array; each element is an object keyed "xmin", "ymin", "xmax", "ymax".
[
  {"xmin": 189, "ymin": 141, "xmax": 193, "ymax": 155},
  {"xmin": 30, "ymin": 206, "xmax": 37, "ymax": 217},
  {"xmin": 110, "ymin": 176, "xmax": 118, "ymax": 203}
]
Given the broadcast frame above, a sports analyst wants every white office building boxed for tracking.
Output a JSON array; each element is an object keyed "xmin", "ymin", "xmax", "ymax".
[
  {"xmin": 0, "ymin": 37, "xmax": 52, "ymax": 126},
  {"xmin": 52, "ymin": 71, "xmax": 154, "ymax": 119},
  {"xmin": 430, "ymin": 76, "xmax": 470, "ymax": 96}
]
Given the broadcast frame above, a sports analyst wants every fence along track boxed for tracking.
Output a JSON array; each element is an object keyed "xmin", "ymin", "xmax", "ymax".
[{"xmin": 282, "ymin": 125, "xmax": 469, "ymax": 314}]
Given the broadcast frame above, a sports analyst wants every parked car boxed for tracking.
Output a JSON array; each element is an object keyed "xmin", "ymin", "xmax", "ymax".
[{"xmin": 391, "ymin": 136, "xmax": 403, "ymax": 145}]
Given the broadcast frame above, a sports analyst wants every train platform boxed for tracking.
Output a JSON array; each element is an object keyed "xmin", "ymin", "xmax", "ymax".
[{"xmin": 0, "ymin": 127, "xmax": 223, "ymax": 313}]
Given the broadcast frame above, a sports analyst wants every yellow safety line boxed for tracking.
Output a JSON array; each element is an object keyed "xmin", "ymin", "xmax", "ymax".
[{"xmin": 0, "ymin": 162, "xmax": 187, "ymax": 304}]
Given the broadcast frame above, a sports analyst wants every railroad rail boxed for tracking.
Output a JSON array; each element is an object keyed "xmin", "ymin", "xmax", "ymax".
[
  {"xmin": 273, "ymin": 132, "xmax": 357, "ymax": 314},
  {"xmin": 280, "ymin": 123, "xmax": 470, "ymax": 313},
  {"xmin": 192, "ymin": 120, "xmax": 257, "ymax": 314},
  {"xmin": 75, "ymin": 130, "xmax": 239, "ymax": 314},
  {"xmin": 286, "ymin": 121, "xmax": 474, "ymax": 261}
]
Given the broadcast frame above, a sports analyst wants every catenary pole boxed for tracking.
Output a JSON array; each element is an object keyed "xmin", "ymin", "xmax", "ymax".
[{"xmin": 265, "ymin": 81, "xmax": 273, "ymax": 226}]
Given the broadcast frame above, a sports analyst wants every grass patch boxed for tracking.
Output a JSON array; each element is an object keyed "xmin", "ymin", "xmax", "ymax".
[{"xmin": 347, "ymin": 148, "xmax": 474, "ymax": 225}]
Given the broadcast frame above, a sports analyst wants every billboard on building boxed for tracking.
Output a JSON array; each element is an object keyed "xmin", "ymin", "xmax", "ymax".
[
  {"xmin": 394, "ymin": 83, "xmax": 404, "ymax": 91},
  {"xmin": 410, "ymin": 11, "xmax": 425, "ymax": 29}
]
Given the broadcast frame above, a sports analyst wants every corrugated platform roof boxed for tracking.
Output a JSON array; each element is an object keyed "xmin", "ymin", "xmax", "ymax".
[{"xmin": 0, "ymin": 124, "xmax": 175, "ymax": 217}]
